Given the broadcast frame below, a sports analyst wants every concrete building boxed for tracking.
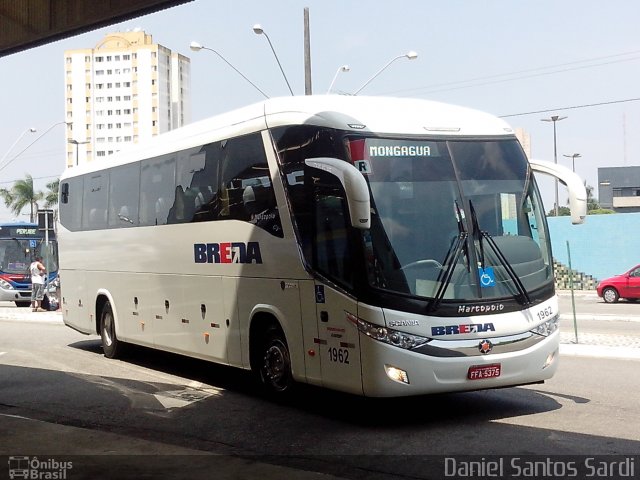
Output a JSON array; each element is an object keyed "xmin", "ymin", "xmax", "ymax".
[
  {"xmin": 598, "ymin": 166, "xmax": 640, "ymax": 213},
  {"xmin": 64, "ymin": 30, "xmax": 190, "ymax": 167}
]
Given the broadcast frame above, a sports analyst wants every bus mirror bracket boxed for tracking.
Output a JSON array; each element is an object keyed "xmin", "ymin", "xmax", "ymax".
[
  {"xmin": 305, "ymin": 157, "xmax": 371, "ymax": 229},
  {"xmin": 529, "ymin": 159, "xmax": 587, "ymax": 224}
]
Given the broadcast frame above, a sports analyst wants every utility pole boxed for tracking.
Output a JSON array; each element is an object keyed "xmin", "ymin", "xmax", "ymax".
[{"xmin": 304, "ymin": 7, "xmax": 312, "ymax": 95}]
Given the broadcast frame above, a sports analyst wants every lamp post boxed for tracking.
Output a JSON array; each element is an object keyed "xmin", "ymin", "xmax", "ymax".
[
  {"xmin": 354, "ymin": 51, "xmax": 418, "ymax": 95},
  {"xmin": 0, "ymin": 127, "xmax": 37, "ymax": 170},
  {"xmin": 541, "ymin": 115, "xmax": 567, "ymax": 216},
  {"xmin": 563, "ymin": 153, "xmax": 582, "ymax": 173},
  {"xmin": 0, "ymin": 121, "xmax": 71, "ymax": 174},
  {"xmin": 189, "ymin": 41, "xmax": 269, "ymax": 99},
  {"xmin": 327, "ymin": 65, "xmax": 350, "ymax": 94},
  {"xmin": 68, "ymin": 139, "xmax": 89, "ymax": 166},
  {"xmin": 252, "ymin": 24, "xmax": 294, "ymax": 96}
]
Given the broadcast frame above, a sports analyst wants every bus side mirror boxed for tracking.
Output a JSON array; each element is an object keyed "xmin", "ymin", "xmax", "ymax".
[
  {"xmin": 305, "ymin": 157, "xmax": 371, "ymax": 229},
  {"xmin": 529, "ymin": 159, "xmax": 587, "ymax": 224}
]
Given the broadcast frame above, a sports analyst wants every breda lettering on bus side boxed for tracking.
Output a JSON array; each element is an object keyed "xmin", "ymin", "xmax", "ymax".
[{"xmin": 194, "ymin": 242, "xmax": 263, "ymax": 264}]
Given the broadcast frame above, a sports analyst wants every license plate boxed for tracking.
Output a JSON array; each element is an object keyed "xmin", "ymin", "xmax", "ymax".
[{"xmin": 467, "ymin": 363, "xmax": 501, "ymax": 380}]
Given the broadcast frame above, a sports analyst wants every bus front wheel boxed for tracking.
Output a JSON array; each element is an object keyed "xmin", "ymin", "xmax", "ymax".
[
  {"xmin": 100, "ymin": 300, "xmax": 122, "ymax": 358},
  {"xmin": 257, "ymin": 326, "xmax": 293, "ymax": 395}
]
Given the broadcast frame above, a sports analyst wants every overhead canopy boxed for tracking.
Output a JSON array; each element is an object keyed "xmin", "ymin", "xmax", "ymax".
[{"xmin": 0, "ymin": 0, "xmax": 193, "ymax": 57}]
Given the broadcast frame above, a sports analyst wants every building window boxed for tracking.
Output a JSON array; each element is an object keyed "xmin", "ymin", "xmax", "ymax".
[
  {"xmin": 96, "ymin": 56, "xmax": 103, "ymax": 62},
  {"xmin": 123, "ymin": 54, "xmax": 130, "ymax": 60},
  {"xmin": 97, "ymin": 151, "xmax": 106, "ymax": 157},
  {"xmin": 96, "ymin": 70, "xmax": 104, "ymax": 75}
]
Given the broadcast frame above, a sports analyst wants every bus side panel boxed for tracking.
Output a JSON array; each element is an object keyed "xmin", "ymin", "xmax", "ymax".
[
  {"xmin": 298, "ymin": 279, "xmax": 322, "ymax": 386},
  {"xmin": 61, "ymin": 270, "xmax": 92, "ymax": 334},
  {"xmin": 110, "ymin": 272, "xmax": 155, "ymax": 348},
  {"xmin": 149, "ymin": 274, "xmax": 228, "ymax": 363},
  {"xmin": 236, "ymin": 278, "xmax": 305, "ymax": 381},
  {"xmin": 222, "ymin": 277, "xmax": 242, "ymax": 368}
]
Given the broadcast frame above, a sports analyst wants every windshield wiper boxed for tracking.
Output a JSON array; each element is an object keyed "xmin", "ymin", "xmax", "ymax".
[
  {"xmin": 428, "ymin": 201, "xmax": 469, "ymax": 313},
  {"xmin": 468, "ymin": 200, "xmax": 531, "ymax": 305}
]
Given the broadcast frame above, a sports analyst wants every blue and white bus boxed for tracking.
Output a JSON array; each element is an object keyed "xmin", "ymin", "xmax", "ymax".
[
  {"xmin": 58, "ymin": 96, "xmax": 586, "ymax": 397},
  {"xmin": 0, "ymin": 222, "xmax": 58, "ymax": 307}
]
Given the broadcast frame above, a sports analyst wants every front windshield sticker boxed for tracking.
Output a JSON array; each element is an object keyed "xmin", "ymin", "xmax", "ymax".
[
  {"xmin": 368, "ymin": 144, "xmax": 437, "ymax": 158},
  {"xmin": 478, "ymin": 267, "xmax": 496, "ymax": 288},
  {"xmin": 354, "ymin": 159, "xmax": 372, "ymax": 175}
]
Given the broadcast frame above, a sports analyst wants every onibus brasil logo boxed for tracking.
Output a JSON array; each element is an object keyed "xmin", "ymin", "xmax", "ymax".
[{"xmin": 8, "ymin": 456, "xmax": 73, "ymax": 479}]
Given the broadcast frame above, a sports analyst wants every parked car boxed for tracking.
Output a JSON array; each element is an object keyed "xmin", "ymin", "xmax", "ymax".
[{"xmin": 596, "ymin": 264, "xmax": 640, "ymax": 303}]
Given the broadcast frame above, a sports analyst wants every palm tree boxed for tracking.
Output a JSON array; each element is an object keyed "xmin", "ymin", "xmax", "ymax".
[
  {"xmin": 44, "ymin": 178, "xmax": 59, "ymax": 208},
  {"xmin": 0, "ymin": 174, "xmax": 44, "ymax": 222}
]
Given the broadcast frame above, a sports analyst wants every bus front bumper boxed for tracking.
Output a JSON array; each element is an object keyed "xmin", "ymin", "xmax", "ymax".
[{"xmin": 359, "ymin": 330, "xmax": 559, "ymax": 397}]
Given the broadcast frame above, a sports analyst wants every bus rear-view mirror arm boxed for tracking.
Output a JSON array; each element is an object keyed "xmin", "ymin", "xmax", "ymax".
[
  {"xmin": 305, "ymin": 157, "xmax": 371, "ymax": 229},
  {"xmin": 529, "ymin": 159, "xmax": 587, "ymax": 225}
]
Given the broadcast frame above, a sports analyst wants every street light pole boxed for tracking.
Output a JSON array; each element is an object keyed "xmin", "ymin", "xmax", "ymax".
[
  {"xmin": 189, "ymin": 41, "xmax": 269, "ymax": 99},
  {"xmin": 541, "ymin": 115, "xmax": 567, "ymax": 216},
  {"xmin": 563, "ymin": 153, "xmax": 582, "ymax": 173},
  {"xmin": 253, "ymin": 24, "xmax": 294, "ymax": 96},
  {"xmin": 327, "ymin": 65, "xmax": 350, "ymax": 94},
  {"xmin": 0, "ymin": 121, "xmax": 71, "ymax": 174},
  {"xmin": 0, "ymin": 127, "xmax": 36, "ymax": 170},
  {"xmin": 354, "ymin": 51, "xmax": 418, "ymax": 95},
  {"xmin": 68, "ymin": 139, "xmax": 89, "ymax": 166}
]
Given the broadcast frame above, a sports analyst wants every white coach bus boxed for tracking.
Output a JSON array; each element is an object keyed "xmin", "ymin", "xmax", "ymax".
[{"xmin": 58, "ymin": 95, "xmax": 586, "ymax": 397}]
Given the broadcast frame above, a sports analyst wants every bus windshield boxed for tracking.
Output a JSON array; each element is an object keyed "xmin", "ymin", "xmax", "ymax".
[
  {"xmin": 352, "ymin": 137, "xmax": 553, "ymax": 302},
  {"xmin": 0, "ymin": 232, "xmax": 59, "ymax": 275}
]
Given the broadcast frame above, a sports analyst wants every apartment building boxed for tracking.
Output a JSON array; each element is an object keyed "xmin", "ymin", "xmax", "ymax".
[{"xmin": 64, "ymin": 30, "xmax": 190, "ymax": 167}]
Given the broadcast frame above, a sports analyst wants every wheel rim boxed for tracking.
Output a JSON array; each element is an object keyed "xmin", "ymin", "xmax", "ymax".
[
  {"xmin": 604, "ymin": 289, "xmax": 617, "ymax": 303},
  {"xmin": 103, "ymin": 311, "xmax": 114, "ymax": 347},
  {"xmin": 262, "ymin": 339, "xmax": 291, "ymax": 392}
]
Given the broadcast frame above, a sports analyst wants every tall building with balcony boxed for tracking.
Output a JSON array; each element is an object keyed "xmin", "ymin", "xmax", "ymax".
[{"xmin": 64, "ymin": 30, "xmax": 190, "ymax": 167}]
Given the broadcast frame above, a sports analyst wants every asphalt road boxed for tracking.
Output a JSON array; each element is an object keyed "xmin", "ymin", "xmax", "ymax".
[{"xmin": 1, "ymin": 298, "xmax": 639, "ymax": 480}]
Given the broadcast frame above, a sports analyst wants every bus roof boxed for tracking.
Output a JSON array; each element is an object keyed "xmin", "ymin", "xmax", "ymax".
[{"xmin": 61, "ymin": 95, "xmax": 514, "ymax": 179}]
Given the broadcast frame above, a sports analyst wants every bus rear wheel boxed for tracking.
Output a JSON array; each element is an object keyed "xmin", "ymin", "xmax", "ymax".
[
  {"xmin": 257, "ymin": 326, "xmax": 293, "ymax": 395},
  {"xmin": 100, "ymin": 300, "xmax": 122, "ymax": 358}
]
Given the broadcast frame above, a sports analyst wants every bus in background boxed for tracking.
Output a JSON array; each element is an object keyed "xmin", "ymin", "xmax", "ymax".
[
  {"xmin": 0, "ymin": 222, "xmax": 59, "ymax": 307},
  {"xmin": 58, "ymin": 96, "xmax": 586, "ymax": 397}
]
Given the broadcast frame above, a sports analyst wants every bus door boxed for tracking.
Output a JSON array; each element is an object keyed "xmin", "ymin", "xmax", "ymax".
[{"xmin": 312, "ymin": 185, "xmax": 363, "ymax": 395}]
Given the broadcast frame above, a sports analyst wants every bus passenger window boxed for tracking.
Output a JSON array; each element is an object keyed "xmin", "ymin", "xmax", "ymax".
[
  {"xmin": 217, "ymin": 133, "xmax": 283, "ymax": 237},
  {"xmin": 140, "ymin": 154, "xmax": 176, "ymax": 226}
]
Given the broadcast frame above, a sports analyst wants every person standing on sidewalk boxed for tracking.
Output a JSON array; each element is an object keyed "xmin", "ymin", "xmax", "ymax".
[{"xmin": 30, "ymin": 256, "xmax": 46, "ymax": 312}]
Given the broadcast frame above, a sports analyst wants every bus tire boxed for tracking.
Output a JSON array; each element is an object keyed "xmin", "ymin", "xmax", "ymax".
[
  {"xmin": 257, "ymin": 325, "xmax": 293, "ymax": 395},
  {"xmin": 100, "ymin": 300, "xmax": 122, "ymax": 358}
]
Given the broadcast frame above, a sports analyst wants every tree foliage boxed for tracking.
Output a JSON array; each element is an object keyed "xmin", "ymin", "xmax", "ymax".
[{"xmin": 0, "ymin": 175, "xmax": 58, "ymax": 222}]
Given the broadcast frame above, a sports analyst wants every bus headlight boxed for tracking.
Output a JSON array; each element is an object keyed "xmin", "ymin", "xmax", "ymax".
[
  {"xmin": 530, "ymin": 314, "xmax": 560, "ymax": 337},
  {"xmin": 0, "ymin": 279, "xmax": 13, "ymax": 290},
  {"xmin": 347, "ymin": 312, "xmax": 430, "ymax": 350}
]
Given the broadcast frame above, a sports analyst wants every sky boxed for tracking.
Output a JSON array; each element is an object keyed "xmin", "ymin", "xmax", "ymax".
[{"xmin": 1, "ymin": 0, "xmax": 640, "ymax": 221}]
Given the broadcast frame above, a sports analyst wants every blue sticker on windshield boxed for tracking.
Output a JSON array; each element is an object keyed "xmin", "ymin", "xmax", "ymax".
[
  {"xmin": 478, "ymin": 267, "xmax": 496, "ymax": 288},
  {"xmin": 29, "ymin": 240, "xmax": 37, "ymax": 248}
]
